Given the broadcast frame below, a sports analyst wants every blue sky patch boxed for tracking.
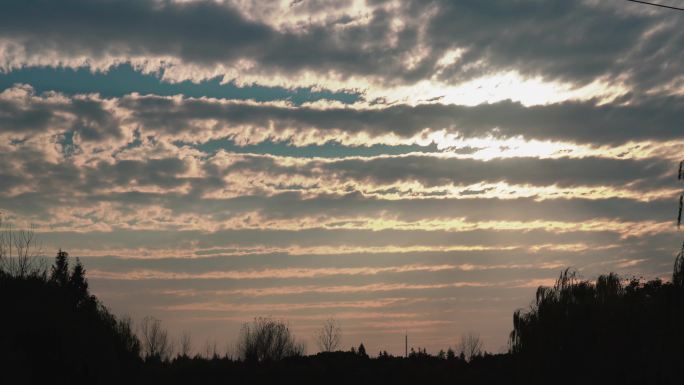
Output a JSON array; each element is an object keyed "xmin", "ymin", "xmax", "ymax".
[{"xmin": 0, "ymin": 64, "xmax": 361, "ymax": 105}]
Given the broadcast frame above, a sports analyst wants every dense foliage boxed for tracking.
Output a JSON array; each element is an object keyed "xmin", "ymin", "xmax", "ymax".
[{"xmin": 510, "ymin": 251, "xmax": 684, "ymax": 384}]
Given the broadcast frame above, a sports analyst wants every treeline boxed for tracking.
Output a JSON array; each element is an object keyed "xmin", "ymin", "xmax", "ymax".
[
  {"xmin": 3, "ymin": 243, "xmax": 684, "ymax": 384},
  {"xmin": 509, "ymin": 250, "xmax": 684, "ymax": 384},
  {"xmin": 0, "ymin": 248, "xmax": 502, "ymax": 384},
  {"xmin": 0, "ymin": 249, "xmax": 141, "ymax": 384}
]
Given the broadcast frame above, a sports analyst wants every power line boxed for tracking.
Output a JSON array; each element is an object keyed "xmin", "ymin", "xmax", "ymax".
[{"xmin": 626, "ymin": 0, "xmax": 684, "ymax": 11}]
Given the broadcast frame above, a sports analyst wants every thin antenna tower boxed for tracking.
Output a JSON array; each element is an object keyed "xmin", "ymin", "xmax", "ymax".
[{"xmin": 405, "ymin": 331, "xmax": 408, "ymax": 358}]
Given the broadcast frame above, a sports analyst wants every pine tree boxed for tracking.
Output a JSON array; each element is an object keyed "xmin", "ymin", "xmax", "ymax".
[
  {"xmin": 50, "ymin": 249, "xmax": 69, "ymax": 286},
  {"xmin": 70, "ymin": 257, "xmax": 89, "ymax": 302},
  {"xmin": 357, "ymin": 343, "xmax": 368, "ymax": 358}
]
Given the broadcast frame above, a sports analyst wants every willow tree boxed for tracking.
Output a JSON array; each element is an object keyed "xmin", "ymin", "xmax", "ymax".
[{"xmin": 676, "ymin": 161, "xmax": 684, "ymax": 286}]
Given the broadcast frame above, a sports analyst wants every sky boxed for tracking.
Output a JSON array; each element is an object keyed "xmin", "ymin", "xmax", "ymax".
[{"xmin": 1, "ymin": 0, "xmax": 683, "ymax": 356}]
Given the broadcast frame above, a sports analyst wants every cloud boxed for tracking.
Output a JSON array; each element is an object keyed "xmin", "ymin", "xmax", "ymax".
[
  {"xmin": 6, "ymin": 88, "xmax": 684, "ymax": 154},
  {"xmin": 112, "ymin": 92, "xmax": 684, "ymax": 146},
  {"xmin": 87, "ymin": 260, "xmax": 574, "ymax": 282},
  {"xmin": 161, "ymin": 297, "xmax": 411, "ymax": 312},
  {"xmin": 0, "ymin": 85, "xmax": 126, "ymax": 143},
  {"xmin": 1, "ymin": 0, "xmax": 684, "ymax": 98}
]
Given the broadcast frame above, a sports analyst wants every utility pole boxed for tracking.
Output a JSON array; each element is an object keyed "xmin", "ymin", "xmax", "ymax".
[{"xmin": 405, "ymin": 331, "xmax": 408, "ymax": 358}]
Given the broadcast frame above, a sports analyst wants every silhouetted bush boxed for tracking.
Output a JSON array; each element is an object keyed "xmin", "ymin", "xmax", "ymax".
[{"xmin": 236, "ymin": 317, "xmax": 305, "ymax": 362}]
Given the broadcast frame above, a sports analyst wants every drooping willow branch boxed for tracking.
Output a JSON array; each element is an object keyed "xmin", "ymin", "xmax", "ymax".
[{"xmin": 679, "ymin": 161, "xmax": 683, "ymax": 228}]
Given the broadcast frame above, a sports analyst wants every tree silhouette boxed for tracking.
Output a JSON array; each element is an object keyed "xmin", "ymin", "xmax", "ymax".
[
  {"xmin": 509, "ymin": 260, "xmax": 684, "ymax": 384},
  {"xmin": 357, "ymin": 343, "xmax": 368, "ymax": 358},
  {"xmin": 179, "ymin": 330, "xmax": 193, "ymax": 358},
  {"xmin": 456, "ymin": 332, "xmax": 483, "ymax": 362},
  {"xmin": 675, "ymin": 242, "xmax": 684, "ymax": 287},
  {"xmin": 315, "ymin": 318, "xmax": 342, "ymax": 352},
  {"xmin": 1, "ymin": 248, "xmax": 142, "ymax": 384},
  {"xmin": 0, "ymin": 218, "xmax": 43, "ymax": 277},
  {"xmin": 140, "ymin": 316, "xmax": 173, "ymax": 362},
  {"xmin": 677, "ymin": 162, "xmax": 684, "ymax": 286},
  {"xmin": 70, "ymin": 257, "xmax": 89, "ymax": 303},
  {"xmin": 237, "ymin": 317, "xmax": 304, "ymax": 362},
  {"xmin": 678, "ymin": 160, "xmax": 683, "ymax": 228},
  {"xmin": 116, "ymin": 315, "xmax": 141, "ymax": 358},
  {"xmin": 3, "ymin": 216, "xmax": 684, "ymax": 384},
  {"xmin": 50, "ymin": 248, "xmax": 69, "ymax": 286},
  {"xmin": 202, "ymin": 339, "xmax": 219, "ymax": 359}
]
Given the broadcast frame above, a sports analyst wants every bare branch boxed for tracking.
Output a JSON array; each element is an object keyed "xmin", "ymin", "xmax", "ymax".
[
  {"xmin": 315, "ymin": 318, "xmax": 342, "ymax": 352},
  {"xmin": 179, "ymin": 331, "xmax": 193, "ymax": 358},
  {"xmin": 456, "ymin": 332, "xmax": 484, "ymax": 362},
  {"xmin": 139, "ymin": 316, "xmax": 173, "ymax": 361},
  {"xmin": 237, "ymin": 317, "xmax": 304, "ymax": 362},
  {"xmin": 0, "ymin": 217, "xmax": 44, "ymax": 277}
]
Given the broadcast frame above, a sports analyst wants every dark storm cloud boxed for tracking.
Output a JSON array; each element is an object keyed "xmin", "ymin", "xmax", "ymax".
[{"xmin": 1, "ymin": 0, "xmax": 683, "ymax": 93}]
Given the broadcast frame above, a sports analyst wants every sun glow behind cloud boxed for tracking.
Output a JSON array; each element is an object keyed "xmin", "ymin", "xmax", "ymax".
[{"xmin": 368, "ymin": 71, "xmax": 630, "ymax": 107}]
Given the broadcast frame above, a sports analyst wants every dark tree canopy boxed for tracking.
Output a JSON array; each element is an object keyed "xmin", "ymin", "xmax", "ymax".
[
  {"xmin": 1, "ymin": 249, "xmax": 141, "ymax": 385},
  {"xmin": 50, "ymin": 248, "xmax": 70, "ymax": 286},
  {"xmin": 509, "ymin": 265, "xmax": 684, "ymax": 384}
]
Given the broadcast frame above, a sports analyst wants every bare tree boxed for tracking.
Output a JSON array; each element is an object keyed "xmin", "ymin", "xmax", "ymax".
[
  {"xmin": 237, "ymin": 317, "xmax": 305, "ymax": 362},
  {"xmin": 0, "ymin": 216, "xmax": 44, "ymax": 277},
  {"xmin": 456, "ymin": 332, "xmax": 484, "ymax": 362},
  {"xmin": 179, "ymin": 330, "xmax": 192, "ymax": 358},
  {"xmin": 203, "ymin": 339, "xmax": 219, "ymax": 359},
  {"xmin": 315, "ymin": 318, "xmax": 342, "ymax": 352},
  {"xmin": 139, "ymin": 316, "xmax": 173, "ymax": 361}
]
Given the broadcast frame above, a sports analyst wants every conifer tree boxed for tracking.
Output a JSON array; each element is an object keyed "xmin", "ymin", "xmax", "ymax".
[
  {"xmin": 50, "ymin": 249, "xmax": 69, "ymax": 286},
  {"xmin": 357, "ymin": 343, "xmax": 368, "ymax": 358},
  {"xmin": 70, "ymin": 257, "xmax": 89, "ymax": 302}
]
